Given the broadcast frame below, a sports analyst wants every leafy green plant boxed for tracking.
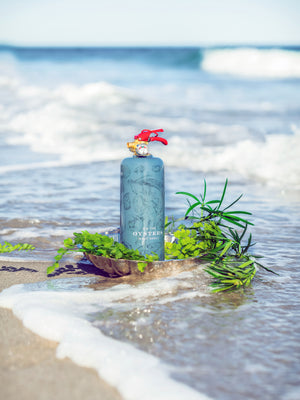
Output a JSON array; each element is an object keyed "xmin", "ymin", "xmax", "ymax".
[
  {"xmin": 166, "ymin": 179, "xmax": 277, "ymax": 292},
  {"xmin": 176, "ymin": 178, "xmax": 253, "ymax": 229},
  {"xmin": 47, "ymin": 230, "xmax": 159, "ymax": 275},
  {"xmin": 0, "ymin": 241, "xmax": 35, "ymax": 253},
  {"xmin": 165, "ymin": 220, "xmax": 222, "ymax": 259}
]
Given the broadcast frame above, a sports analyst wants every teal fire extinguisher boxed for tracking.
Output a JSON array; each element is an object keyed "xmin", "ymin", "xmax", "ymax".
[{"xmin": 120, "ymin": 129, "xmax": 168, "ymax": 260}]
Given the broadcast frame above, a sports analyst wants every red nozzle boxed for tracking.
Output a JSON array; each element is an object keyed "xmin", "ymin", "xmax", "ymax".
[{"xmin": 134, "ymin": 129, "xmax": 167, "ymax": 145}]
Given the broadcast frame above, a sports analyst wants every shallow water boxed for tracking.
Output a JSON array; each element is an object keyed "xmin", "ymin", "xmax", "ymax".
[
  {"xmin": 89, "ymin": 196, "xmax": 300, "ymax": 400},
  {"xmin": 1, "ymin": 185, "xmax": 300, "ymax": 400},
  {"xmin": 1, "ymin": 251, "xmax": 299, "ymax": 400}
]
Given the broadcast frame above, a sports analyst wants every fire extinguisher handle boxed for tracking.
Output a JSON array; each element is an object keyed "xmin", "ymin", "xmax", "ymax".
[
  {"xmin": 149, "ymin": 136, "xmax": 168, "ymax": 145},
  {"xmin": 134, "ymin": 129, "xmax": 165, "ymax": 142}
]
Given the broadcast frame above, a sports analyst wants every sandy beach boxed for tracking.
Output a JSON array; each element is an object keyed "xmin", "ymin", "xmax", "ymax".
[{"xmin": 0, "ymin": 258, "xmax": 123, "ymax": 400}]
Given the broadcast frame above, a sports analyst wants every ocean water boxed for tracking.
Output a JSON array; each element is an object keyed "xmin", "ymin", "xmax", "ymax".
[{"xmin": 0, "ymin": 45, "xmax": 300, "ymax": 399}]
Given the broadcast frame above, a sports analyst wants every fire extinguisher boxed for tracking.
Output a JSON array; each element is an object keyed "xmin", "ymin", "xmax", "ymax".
[{"xmin": 120, "ymin": 129, "xmax": 168, "ymax": 260}]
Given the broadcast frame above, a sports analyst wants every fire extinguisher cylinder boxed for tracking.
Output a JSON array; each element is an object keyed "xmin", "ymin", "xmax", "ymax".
[{"xmin": 120, "ymin": 129, "xmax": 168, "ymax": 261}]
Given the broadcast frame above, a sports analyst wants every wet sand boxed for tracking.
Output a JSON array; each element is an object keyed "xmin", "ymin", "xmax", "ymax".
[{"xmin": 0, "ymin": 258, "xmax": 123, "ymax": 400}]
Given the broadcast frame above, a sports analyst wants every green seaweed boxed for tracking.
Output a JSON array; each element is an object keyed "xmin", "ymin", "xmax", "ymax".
[
  {"xmin": 166, "ymin": 179, "xmax": 277, "ymax": 292},
  {"xmin": 47, "ymin": 231, "xmax": 158, "ymax": 275},
  {"xmin": 0, "ymin": 241, "xmax": 35, "ymax": 253}
]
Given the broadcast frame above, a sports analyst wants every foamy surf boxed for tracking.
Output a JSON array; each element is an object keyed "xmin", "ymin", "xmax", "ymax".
[
  {"xmin": 202, "ymin": 48, "xmax": 300, "ymax": 78},
  {"xmin": 1, "ymin": 73, "xmax": 299, "ymax": 188},
  {"xmin": 0, "ymin": 274, "xmax": 211, "ymax": 400},
  {"xmin": 164, "ymin": 126, "xmax": 300, "ymax": 188}
]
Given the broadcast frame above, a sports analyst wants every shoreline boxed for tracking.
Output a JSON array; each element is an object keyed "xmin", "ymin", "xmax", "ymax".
[{"xmin": 0, "ymin": 258, "xmax": 123, "ymax": 400}]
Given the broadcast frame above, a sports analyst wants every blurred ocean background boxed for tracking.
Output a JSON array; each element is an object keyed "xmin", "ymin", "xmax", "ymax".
[
  {"xmin": 0, "ymin": 45, "xmax": 299, "ymax": 249},
  {"xmin": 0, "ymin": 45, "xmax": 300, "ymax": 400}
]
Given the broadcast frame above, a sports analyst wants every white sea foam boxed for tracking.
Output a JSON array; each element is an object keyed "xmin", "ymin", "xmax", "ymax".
[
  {"xmin": 282, "ymin": 388, "xmax": 300, "ymax": 400},
  {"xmin": 0, "ymin": 226, "xmax": 73, "ymax": 240},
  {"xmin": 244, "ymin": 363, "xmax": 269, "ymax": 373},
  {"xmin": 202, "ymin": 48, "xmax": 300, "ymax": 78},
  {"xmin": 0, "ymin": 274, "xmax": 210, "ymax": 400},
  {"xmin": 0, "ymin": 160, "xmax": 78, "ymax": 174},
  {"xmin": 0, "ymin": 255, "xmax": 39, "ymax": 262},
  {"xmin": 0, "ymin": 73, "xmax": 300, "ymax": 188},
  {"xmin": 0, "ymin": 77, "xmax": 129, "ymax": 161},
  {"xmin": 163, "ymin": 126, "xmax": 300, "ymax": 189}
]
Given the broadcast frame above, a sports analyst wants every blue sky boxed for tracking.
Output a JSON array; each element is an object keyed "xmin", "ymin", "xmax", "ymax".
[{"xmin": 1, "ymin": 0, "xmax": 299, "ymax": 46}]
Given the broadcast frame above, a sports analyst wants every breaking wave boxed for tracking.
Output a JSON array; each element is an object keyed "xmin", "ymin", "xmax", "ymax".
[
  {"xmin": 201, "ymin": 47, "xmax": 300, "ymax": 79},
  {"xmin": 0, "ymin": 74, "xmax": 300, "ymax": 188}
]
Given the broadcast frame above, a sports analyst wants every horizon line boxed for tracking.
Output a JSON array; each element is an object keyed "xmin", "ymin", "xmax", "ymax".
[{"xmin": 1, "ymin": 42, "xmax": 300, "ymax": 49}]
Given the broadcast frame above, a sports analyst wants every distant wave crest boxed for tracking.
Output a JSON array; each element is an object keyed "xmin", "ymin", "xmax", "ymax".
[{"xmin": 201, "ymin": 48, "xmax": 300, "ymax": 78}]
